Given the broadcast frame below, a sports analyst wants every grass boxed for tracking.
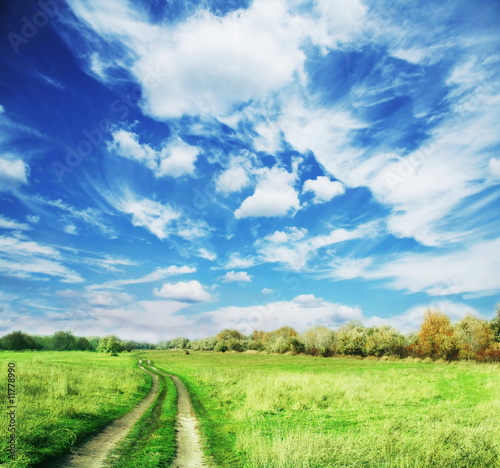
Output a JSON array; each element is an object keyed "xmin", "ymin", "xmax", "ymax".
[
  {"xmin": 103, "ymin": 361, "xmax": 178, "ymax": 468},
  {"xmin": 0, "ymin": 351, "xmax": 150, "ymax": 467},
  {"xmin": 143, "ymin": 351, "xmax": 500, "ymax": 468}
]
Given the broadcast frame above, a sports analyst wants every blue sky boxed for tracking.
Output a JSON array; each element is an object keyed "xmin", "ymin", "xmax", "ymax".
[{"xmin": 0, "ymin": 0, "xmax": 499, "ymax": 341}]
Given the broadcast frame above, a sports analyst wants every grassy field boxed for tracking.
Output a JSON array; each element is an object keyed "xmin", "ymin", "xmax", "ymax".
[
  {"xmin": 0, "ymin": 351, "xmax": 150, "ymax": 467},
  {"xmin": 144, "ymin": 351, "xmax": 500, "ymax": 468}
]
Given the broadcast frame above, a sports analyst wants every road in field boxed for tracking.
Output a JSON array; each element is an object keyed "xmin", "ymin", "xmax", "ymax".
[
  {"xmin": 42, "ymin": 364, "xmax": 159, "ymax": 468},
  {"xmin": 149, "ymin": 365, "xmax": 207, "ymax": 468}
]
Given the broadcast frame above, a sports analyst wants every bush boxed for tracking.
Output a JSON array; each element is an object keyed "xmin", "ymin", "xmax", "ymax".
[{"xmin": 214, "ymin": 340, "xmax": 228, "ymax": 352}]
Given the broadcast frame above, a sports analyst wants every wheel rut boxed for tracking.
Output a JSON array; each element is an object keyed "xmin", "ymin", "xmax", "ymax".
[{"xmin": 149, "ymin": 365, "xmax": 207, "ymax": 468}]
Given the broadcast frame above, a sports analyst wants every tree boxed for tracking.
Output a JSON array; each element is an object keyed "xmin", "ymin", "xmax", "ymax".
[
  {"xmin": 75, "ymin": 337, "xmax": 92, "ymax": 351},
  {"xmin": 0, "ymin": 331, "xmax": 36, "ymax": 350},
  {"xmin": 455, "ymin": 314, "xmax": 494, "ymax": 360},
  {"xmin": 301, "ymin": 326, "xmax": 335, "ymax": 356},
  {"xmin": 364, "ymin": 326, "xmax": 406, "ymax": 357},
  {"xmin": 52, "ymin": 331, "xmax": 76, "ymax": 351},
  {"xmin": 216, "ymin": 329, "xmax": 246, "ymax": 341},
  {"xmin": 491, "ymin": 303, "xmax": 500, "ymax": 343},
  {"xmin": 97, "ymin": 335, "xmax": 124, "ymax": 355},
  {"xmin": 416, "ymin": 309, "xmax": 458, "ymax": 360},
  {"xmin": 336, "ymin": 321, "xmax": 367, "ymax": 356}
]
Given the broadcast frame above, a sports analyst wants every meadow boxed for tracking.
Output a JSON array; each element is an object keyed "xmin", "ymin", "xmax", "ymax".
[
  {"xmin": 0, "ymin": 351, "xmax": 150, "ymax": 467},
  {"xmin": 144, "ymin": 351, "xmax": 500, "ymax": 468}
]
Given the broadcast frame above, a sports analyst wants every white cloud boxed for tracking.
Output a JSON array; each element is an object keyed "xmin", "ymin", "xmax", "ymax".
[
  {"xmin": 489, "ymin": 158, "xmax": 500, "ymax": 179},
  {"xmin": 89, "ymin": 265, "xmax": 196, "ymax": 290},
  {"xmin": 0, "ymin": 216, "xmax": 30, "ymax": 231},
  {"xmin": 262, "ymin": 288, "xmax": 274, "ymax": 295},
  {"xmin": 215, "ymin": 165, "xmax": 251, "ymax": 194},
  {"xmin": 265, "ymin": 227, "xmax": 307, "ymax": 244},
  {"xmin": 0, "ymin": 157, "xmax": 28, "ymax": 191},
  {"xmin": 257, "ymin": 223, "xmax": 372, "ymax": 270},
  {"xmin": 120, "ymin": 197, "xmax": 180, "ymax": 240},
  {"xmin": 303, "ymin": 176, "xmax": 345, "ymax": 203},
  {"xmin": 332, "ymin": 237, "xmax": 500, "ymax": 298},
  {"xmin": 64, "ymin": 224, "xmax": 78, "ymax": 235},
  {"xmin": 235, "ymin": 166, "xmax": 299, "ymax": 218},
  {"xmin": 87, "ymin": 290, "xmax": 134, "ymax": 308},
  {"xmin": 153, "ymin": 280, "xmax": 213, "ymax": 303},
  {"xmin": 0, "ymin": 234, "xmax": 83, "ymax": 283},
  {"xmin": 110, "ymin": 130, "xmax": 200, "ymax": 178},
  {"xmin": 198, "ymin": 248, "xmax": 216, "ymax": 261},
  {"xmin": 293, "ymin": 294, "xmax": 324, "ymax": 307},
  {"xmin": 206, "ymin": 299, "xmax": 362, "ymax": 335},
  {"xmin": 222, "ymin": 253, "xmax": 258, "ymax": 270},
  {"xmin": 222, "ymin": 271, "xmax": 252, "ymax": 283}
]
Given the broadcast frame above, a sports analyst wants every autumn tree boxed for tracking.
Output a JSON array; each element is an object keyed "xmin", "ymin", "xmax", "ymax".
[
  {"xmin": 455, "ymin": 314, "xmax": 494, "ymax": 360},
  {"xmin": 416, "ymin": 309, "xmax": 458, "ymax": 360}
]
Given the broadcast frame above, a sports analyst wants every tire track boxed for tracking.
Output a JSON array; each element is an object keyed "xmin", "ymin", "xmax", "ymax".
[{"xmin": 149, "ymin": 365, "xmax": 207, "ymax": 468}]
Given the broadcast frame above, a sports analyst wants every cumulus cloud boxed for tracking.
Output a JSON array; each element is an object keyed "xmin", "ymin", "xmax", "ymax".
[
  {"xmin": 0, "ymin": 157, "xmax": 28, "ymax": 191},
  {"xmin": 215, "ymin": 163, "xmax": 252, "ymax": 194},
  {"xmin": 235, "ymin": 166, "xmax": 299, "ymax": 218},
  {"xmin": 303, "ymin": 176, "xmax": 345, "ymax": 203},
  {"xmin": 153, "ymin": 280, "xmax": 213, "ymax": 302},
  {"xmin": 265, "ymin": 227, "xmax": 307, "ymax": 244},
  {"xmin": 110, "ymin": 130, "xmax": 200, "ymax": 178},
  {"xmin": 222, "ymin": 271, "xmax": 252, "ymax": 283}
]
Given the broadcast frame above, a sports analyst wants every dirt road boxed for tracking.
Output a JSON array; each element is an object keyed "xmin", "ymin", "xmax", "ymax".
[
  {"xmin": 150, "ymin": 366, "xmax": 207, "ymax": 468},
  {"xmin": 43, "ymin": 364, "xmax": 159, "ymax": 468}
]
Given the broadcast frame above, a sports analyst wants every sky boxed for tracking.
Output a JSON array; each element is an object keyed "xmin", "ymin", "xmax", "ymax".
[{"xmin": 0, "ymin": 0, "xmax": 499, "ymax": 342}]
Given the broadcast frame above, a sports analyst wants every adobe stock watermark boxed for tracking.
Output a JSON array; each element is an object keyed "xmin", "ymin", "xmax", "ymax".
[{"xmin": 7, "ymin": 0, "xmax": 65, "ymax": 54}]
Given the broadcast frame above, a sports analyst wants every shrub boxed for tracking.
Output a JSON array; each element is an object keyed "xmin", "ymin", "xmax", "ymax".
[
  {"xmin": 214, "ymin": 340, "xmax": 228, "ymax": 352},
  {"xmin": 97, "ymin": 335, "xmax": 124, "ymax": 355}
]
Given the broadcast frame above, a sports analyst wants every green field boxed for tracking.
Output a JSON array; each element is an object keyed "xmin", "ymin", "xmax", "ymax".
[
  {"xmin": 144, "ymin": 351, "xmax": 500, "ymax": 468},
  {"xmin": 0, "ymin": 351, "xmax": 151, "ymax": 467},
  {"xmin": 1, "ymin": 350, "xmax": 499, "ymax": 467}
]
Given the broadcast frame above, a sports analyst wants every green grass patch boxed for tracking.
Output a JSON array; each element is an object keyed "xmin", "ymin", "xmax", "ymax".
[
  {"xmin": 142, "ymin": 351, "xmax": 500, "ymax": 468},
  {"xmin": 0, "ymin": 351, "xmax": 150, "ymax": 467}
]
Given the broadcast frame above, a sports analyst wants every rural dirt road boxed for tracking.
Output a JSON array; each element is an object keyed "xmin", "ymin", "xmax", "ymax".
[
  {"xmin": 150, "ymin": 365, "xmax": 207, "ymax": 468},
  {"xmin": 43, "ymin": 364, "xmax": 159, "ymax": 468}
]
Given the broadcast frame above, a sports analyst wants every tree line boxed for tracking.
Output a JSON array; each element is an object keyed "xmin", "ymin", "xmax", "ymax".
[
  {"xmin": 159, "ymin": 307, "xmax": 500, "ymax": 362},
  {"xmin": 2, "ymin": 306, "xmax": 499, "ymax": 361},
  {"xmin": 0, "ymin": 330, "xmax": 153, "ymax": 353}
]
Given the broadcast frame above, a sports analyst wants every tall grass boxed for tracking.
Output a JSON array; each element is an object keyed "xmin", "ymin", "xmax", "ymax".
[
  {"xmin": 146, "ymin": 351, "xmax": 500, "ymax": 468},
  {"xmin": 0, "ymin": 351, "xmax": 149, "ymax": 467}
]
